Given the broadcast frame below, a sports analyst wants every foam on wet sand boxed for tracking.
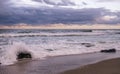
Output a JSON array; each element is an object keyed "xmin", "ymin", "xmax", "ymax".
[{"xmin": 0, "ymin": 51, "xmax": 120, "ymax": 74}]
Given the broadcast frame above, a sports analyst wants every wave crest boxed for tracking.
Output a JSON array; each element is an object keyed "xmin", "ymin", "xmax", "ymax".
[{"xmin": 0, "ymin": 42, "xmax": 46, "ymax": 65}]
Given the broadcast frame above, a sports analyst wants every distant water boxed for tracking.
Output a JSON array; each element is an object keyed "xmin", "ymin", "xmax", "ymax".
[{"xmin": 0, "ymin": 29, "xmax": 120, "ymax": 65}]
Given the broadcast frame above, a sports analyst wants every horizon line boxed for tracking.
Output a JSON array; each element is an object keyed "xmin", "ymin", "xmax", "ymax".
[{"xmin": 0, "ymin": 24, "xmax": 120, "ymax": 29}]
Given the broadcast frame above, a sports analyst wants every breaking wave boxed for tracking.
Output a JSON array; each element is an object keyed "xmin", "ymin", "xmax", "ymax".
[
  {"xmin": 0, "ymin": 32, "xmax": 106, "ymax": 37},
  {"xmin": 0, "ymin": 29, "xmax": 120, "ymax": 66},
  {"xmin": 0, "ymin": 42, "xmax": 47, "ymax": 65},
  {"xmin": 0, "ymin": 41, "xmax": 120, "ymax": 66}
]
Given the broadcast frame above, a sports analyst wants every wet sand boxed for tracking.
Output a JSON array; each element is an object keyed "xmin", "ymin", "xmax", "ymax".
[
  {"xmin": 61, "ymin": 58, "xmax": 120, "ymax": 74},
  {"xmin": 0, "ymin": 51, "xmax": 120, "ymax": 74}
]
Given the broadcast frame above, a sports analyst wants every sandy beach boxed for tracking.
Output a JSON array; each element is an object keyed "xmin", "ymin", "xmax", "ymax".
[
  {"xmin": 61, "ymin": 58, "xmax": 120, "ymax": 74},
  {"xmin": 0, "ymin": 52, "xmax": 120, "ymax": 74}
]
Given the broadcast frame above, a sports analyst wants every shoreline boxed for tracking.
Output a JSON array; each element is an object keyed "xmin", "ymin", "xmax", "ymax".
[
  {"xmin": 1, "ymin": 52, "xmax": 120, "ymax": 74},
  {"xmin": 61, "ymin": 58, "xmax": 120, "ymax": 74}
]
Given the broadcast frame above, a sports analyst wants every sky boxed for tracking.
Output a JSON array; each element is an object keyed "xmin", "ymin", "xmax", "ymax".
[{"xmin": 0, "ymin": 0, "xmax": 120, "ymax": 26}]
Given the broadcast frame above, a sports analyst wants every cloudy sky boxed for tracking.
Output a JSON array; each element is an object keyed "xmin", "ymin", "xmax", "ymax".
[{"xmin": 0, "ymin": 0, "xmax": 120, "ymax": 25}]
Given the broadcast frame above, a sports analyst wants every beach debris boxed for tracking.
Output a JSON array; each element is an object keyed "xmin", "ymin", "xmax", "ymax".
[
  {"xmin": 81, "ymin": 30, "xmax": 92, "ymax": 32},
  {"xmin": 81, "ymin": 43, "xmax": 94, "ymax": 47},
  {"xmin": 115, "ymin": 32, "xmax": 120, "ymax": 34},
  {"xmin": 99, "ymin": 41, "xmax": 106, "ymax": 44},
  {"xmin": 100, "ymin": 48, "xmax": 116, "ymax": 53},
  {"xmin": 46, "ymin": 49, "xmax": 55, "ymax": 51},
  {"xmin": 17, "ymin": 52, "xmax": 32, "ymax": 60}
]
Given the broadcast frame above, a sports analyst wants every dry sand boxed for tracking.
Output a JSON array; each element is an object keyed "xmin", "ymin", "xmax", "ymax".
[{"xmin": 61, "ymin": 58, "xmax": 120, "ymax": 74}]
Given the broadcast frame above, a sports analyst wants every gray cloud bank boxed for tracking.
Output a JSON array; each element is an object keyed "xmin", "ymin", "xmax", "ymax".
[
  {"xmin": 34, "ymin": 0, "xmax": 76, "ymax": 6},
  {"xmin": 97, "ymin": 0, "xmax": 120, "ymax": 2},
  {"xmin": 0, "ymin": 0, "xmax": 120, "ymax": 25}
]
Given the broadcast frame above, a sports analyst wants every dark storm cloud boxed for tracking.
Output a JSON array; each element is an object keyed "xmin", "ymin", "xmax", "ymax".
[
  {"xmin": 0, "ymin": 7, "xmax": 108, "ymax": 25},
  {"xmin": 34, "ymin": 0, "xmax": 76, "ymax": 6},
  {"xmin": 0, "ymin": 0, "xmax": 10, "ymax": 14},
  {"xmin": 0, "ymin": 0, "xmax": 120, "ymax": 25}
]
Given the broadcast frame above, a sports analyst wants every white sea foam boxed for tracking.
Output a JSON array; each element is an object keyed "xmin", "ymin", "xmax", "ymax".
[
  {"xmin": 0, "ymin": 32, "xmax": 106, "ymax": 37},
  {"xmin": 0, "ymin": 42, "xmax": 48, "ymax": 65},
  {"xmin": 0, "ymin": 40, "xmax": 120, "ymax": 65},
  {"xmin": 0, "ymin": 29, "xmax": 119, "ymax": 37},
  {"xmin": 0, "ymin": 29, "xmax": 120, "ymax": 65}
]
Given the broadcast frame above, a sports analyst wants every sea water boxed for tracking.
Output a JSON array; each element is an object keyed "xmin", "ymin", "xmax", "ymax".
[{"xmin": 0, "ymin": 29, "xmax": 120, "ymax": 65}]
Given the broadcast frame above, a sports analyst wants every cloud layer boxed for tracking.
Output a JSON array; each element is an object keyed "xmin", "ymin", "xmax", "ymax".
[{"xmin": 0, "ymin": 0, "xmax": 120, "ymax": 25}]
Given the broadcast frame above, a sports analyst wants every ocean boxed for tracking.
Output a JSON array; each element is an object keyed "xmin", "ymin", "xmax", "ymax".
[{"xmin": 0, "ymin": 29, "xmax": 120, "ymax": 65}]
